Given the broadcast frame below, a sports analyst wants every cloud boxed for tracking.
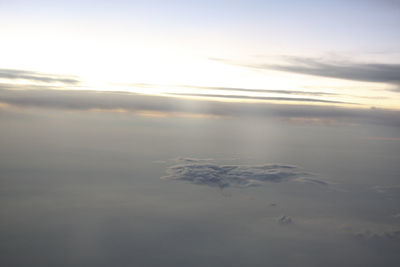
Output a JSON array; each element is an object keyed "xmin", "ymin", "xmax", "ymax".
[
  {"xmin": 161, "ymin": 158, "xmax": 320, "ymax": 189},
  {"xmin": 213, "ymin": 57, "xmax": 400, "ymax": 90},
  {"xmin": 0, "ymin": 69, "xmax": 80, "ymax": 85},
  {"xmin": 167, "ymin": 92, "xmax": 350, "ymax": 104},
  {"xmin": 173, "ymin": 157, "xmax": 214, "ymax": 163},
  {"xmin": 353, "ymin": 230, "xmax": 400, "ymax": 249},
  {"xmin": 1, "ymin": 86, "xmax": 400, "ymax": 127},
  {"xmin": 293, "ymin": 177, "xmax": 329, "ymax": 186},
  {"xmin": 278, "ymin": 215, "xmax": 293, "ymax": 225},
  {"xmin": 186, "ymin": 85, "xmax": 339, "ymax": 97},
  {"xmin": 373, "ymin": 185, "xmax": 400, "ymax": 199},
  {"xmin": 130, "ymin": 83, "xmax": 340, "ymax": 97}
]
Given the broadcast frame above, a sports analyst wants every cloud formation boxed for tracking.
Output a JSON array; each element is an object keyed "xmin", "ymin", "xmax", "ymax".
[
  {"xmin": 353, "ymin": 230, "xmax": 400, "ymax": 249},
  {"xmin": 168, "ymin": 93, "xmax": 349, "ymax": 104},
  {"xmin": 130, "ymin": 83, "xmax": 339, "ymax": 97},
  {"xmin": 1, "ymin": 86, "xmax": 400, "ymax": 127},
  {"xmin": 214, "ymin": 57, "xmax": 400, "ymax": 90},
  {"xmin": 186, "ymin": 85, "xmax": 339, "ymax": 97},
  {"xmin": 373, "ymin": 185, "xmax": 400, "ymax": 199},
  {"xmin": 0, "ymin": 69, "xmax": 80, "ymax": 85},
  {"xmin": 161, "ymin": 158, "xmax": 320, "ymax": 189},
  {"xmin": 278, "ymin": 215, "xmax": 293, "ymax": 225}
]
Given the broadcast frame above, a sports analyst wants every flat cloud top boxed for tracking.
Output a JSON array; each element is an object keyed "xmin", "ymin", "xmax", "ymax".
[{"xmin": 162, "ymin": 158, "xmax": 323, "ymax": 189}]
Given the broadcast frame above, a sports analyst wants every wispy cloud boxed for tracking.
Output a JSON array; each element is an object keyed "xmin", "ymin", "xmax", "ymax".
[
  {"xmin": 161, "ymin": 158, "xmax": 321, "ymax": 189},
  {"xmin": 0, "ymin": 69, "xmax": 80, "ymax": 85},
  {"xmin": 212, "ymin": 57, "xmax": 400, "ymax": 90},
  {"xmin": 129, "ymin": 83, "xmax": 340, "ymax": 97},
  {"xmin": 167, "ymin": 92, "xmax": 351, "ymax": 104}
]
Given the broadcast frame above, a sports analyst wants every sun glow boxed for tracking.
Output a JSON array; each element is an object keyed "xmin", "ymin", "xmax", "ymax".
[{"xmin": 1, "ymin": 21, "xmax": 399, "ymax": 110}]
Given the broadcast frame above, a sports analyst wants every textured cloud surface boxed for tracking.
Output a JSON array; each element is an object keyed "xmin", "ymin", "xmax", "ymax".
[{"xmin": 162, "ymin": 159, "xmax": 319, "ymax": 189}]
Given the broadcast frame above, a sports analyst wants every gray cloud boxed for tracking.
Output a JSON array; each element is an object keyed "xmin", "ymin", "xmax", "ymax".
[
  {"xmin": 392, "ymin": 213, "xmax": 400, "ymax": 219},
  {"xmin": 353, "ymin": 230, "xmax": 400, "ymax": 249},
  {"xmin": 293, "ymin": 177, "xmax": 329, "ymax": 186},
  {"xmin": 1, "ymin": 86, "xmax": 400, "ymax": 127},
  {"xmin": 214, "ymin": 57, "xmax": 400, "ymax": 90},
  {"xmin": 0, "ymin": 69, "xmax": 80, "ymax": 85},
  {"xmin": 161, "ymin": 158, "xmax": 319, "ymax": 189},
  {"xmin": 184, "ymin": 85, "xmax": 339, "ymax": 97},
  {"xmin": 373, "ymin": 185, "xmax": 400, "ymax": 199},
  {"xmin": 130, "ymin": 83, "xmax": 339, "ymax": 97},
  {"xmin": 167, "ymin": 92, "xmax": 350, "ymax": 104},
  {"xmin": 174, "ymin": 157, "xmax": 215, "ymax": 163},
  {"xmin": 0, "ymin": 82, "xmax": 67, "ymax": 91},
  {"xmin": 278, "ymin": 215, "xmax": 293, "ymax": 225}
]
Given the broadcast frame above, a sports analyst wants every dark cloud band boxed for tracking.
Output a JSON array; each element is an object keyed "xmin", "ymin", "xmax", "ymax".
[
  {"xmin": 212, "ymin": 57, "xmax": 400, "ymax": 90},
  {"xmin": 0, "ymin": 69, "xmax": 80, "ymax": 85},
  {"xmin": 167, "ymin": 92, "xmax": 350, "ymax": 104},
  {"xmin": 129, "ymin": 83, "xmax": 340, "ymax": 97},
  {"xmin": 1, "ymin": 86, "xmax": 400, "ymax": 127}
]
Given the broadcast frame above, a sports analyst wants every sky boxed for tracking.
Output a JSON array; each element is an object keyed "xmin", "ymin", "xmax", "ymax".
[
  {"xmin": 1, "ymin": 0, "xmax": 400, "ymax": 108},
  {"xmin": 1, "ymin": 1, "xmax": 400, "ymax": 266}
]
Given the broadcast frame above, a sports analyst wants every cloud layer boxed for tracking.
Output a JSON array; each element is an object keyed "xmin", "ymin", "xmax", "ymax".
[
  {"xmin": 0, "ymin": 69, "xmax": 80, "ymax": 85},
  {"xmin": 168, "ymin": 92, "xmax": 349, "ymax": 104},
  {"xmin": 131, "ymin": 83, "xmax": 340, "ymax": 97},
  {"xmin": 161, "ymin": 158, "xmax": 320, "ymax": 189},
  {"xmin": 214, "ymin": 57, "xmax": 400, "ymax": 90},
  {"xmin": 1, "ymin": 86, "xmax": 400, "ymax": 127},
  {"xmin": 353, "ymin": 230, "xmax": 400, "ymax": 249},
  {"xmin": 373, "ymin": 185, "xmax": 400, "ymax": 199}
]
